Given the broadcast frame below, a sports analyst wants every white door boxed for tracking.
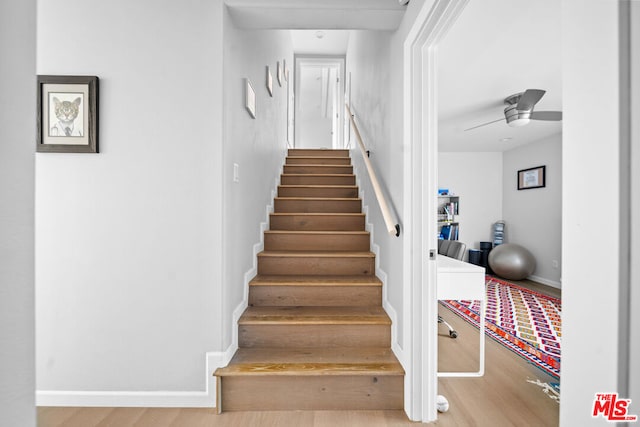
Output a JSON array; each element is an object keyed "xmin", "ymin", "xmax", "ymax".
[{"xmin": 294, "ymin": 56, "xmax": 345, "ymax": 149}]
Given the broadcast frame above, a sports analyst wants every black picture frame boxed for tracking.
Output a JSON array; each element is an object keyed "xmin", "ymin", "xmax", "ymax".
[
  {"xmin": 517, "ymin": 165, "xmax": 546, "ymax": 190},
  {"xmin": 37, "ymin": 75, "xmax": 99, "ymax": 153}
]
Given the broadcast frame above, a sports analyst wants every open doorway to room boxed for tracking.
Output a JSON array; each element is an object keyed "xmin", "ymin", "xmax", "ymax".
[
  {"xmin": 290, "ymin": 30, "xmax": 348, "ymax": 149},
  {"xmin": 433, "ymin": 0, "xmax": 562, "ymax": 424},
  {"xmin": 294, "ymin": 55, "xmax": 345, "ymax": 149}
]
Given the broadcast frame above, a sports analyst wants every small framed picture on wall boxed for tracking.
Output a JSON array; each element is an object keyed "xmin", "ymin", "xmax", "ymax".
[
  {"xmin": 245, "ymin": 78, "xmax": 256, "ymax": 119},
  {"xmin": 517, "ymin": 165, "xmax": 546, "ymax": 190},
  {"xmin": 266, "ymin": 66, "xmax": 273, "ymax": 97},
  {"xmin": 36, "ymin": 75, "xmax": 99, "ymax": 153},
  {"xmin": 277, "ymin": 61, "xmax": 282, "ymax": 87}
]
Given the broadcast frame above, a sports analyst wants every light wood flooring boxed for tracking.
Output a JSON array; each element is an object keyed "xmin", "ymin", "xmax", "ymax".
[
  {"xmin": 436, "ymin": 276, "xmax": 560, "ymax": 426},
  {"xmin": 37, "ymin": 278, "xmax": 561, "ymax": 427}
]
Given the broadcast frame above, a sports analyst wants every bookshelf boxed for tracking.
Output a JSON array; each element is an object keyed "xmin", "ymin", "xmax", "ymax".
[{"xmin": 438, "ymin": 195, "xmax": 460, "ymax": 240}]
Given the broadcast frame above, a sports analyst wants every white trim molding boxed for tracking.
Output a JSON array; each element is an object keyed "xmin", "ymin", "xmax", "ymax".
[
  {"xmin": 528, "ymin": 274, "xmax": 562, "ymax": 290},
  {"xmin": 352, "ymin": 162, "xmax": 407, "ymax": 368},
  {"xmin": 229, "ymin": 159, "xmax": 285, "ymax": 360},
  {"xmin": 36, "ymin": 158, "xmax": 287, "ymax": 410},
  {"xmin": 36, "ymin": 352, "xmax": 226, "ymax": 408},
  {"xmin": 402, "ymin": 0, "xmax": 468, "ymax": 422}
]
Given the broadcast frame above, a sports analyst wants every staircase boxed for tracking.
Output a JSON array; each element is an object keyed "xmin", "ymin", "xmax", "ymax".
[{"xmin": 215, "ymin": 148, "xmax": 404, "ymax": 412}]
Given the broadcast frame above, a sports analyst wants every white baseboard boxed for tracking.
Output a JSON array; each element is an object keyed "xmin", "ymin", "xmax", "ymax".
[
  {"xmin": 528, "ymin": 274, "xmax": 562, "ymax": 290},
  {"xmin": 36, "ymin": 154, "xmax": 287, "ymax": 409},
  {"xmin": 36, "ymin": 390, "xmax": 211, "ymax": 408},
  {"xmin": 354, "ymin": 164, "xmax": 407, "ymax": 368},
  {"xmin": 36, "ymin": 351, "xmax": 228, "ymax": 408}
]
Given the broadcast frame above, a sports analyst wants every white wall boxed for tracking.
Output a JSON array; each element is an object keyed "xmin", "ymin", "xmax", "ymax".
[
  {"xmin": 36, "ymin": 0, "xmax": 224, "ymax": 402},
  {"xmin": 346, "ymin": 30, "xmax": 403, "ymax": 344},
  {"xmin": 222, "ymin": 14, "xmax": 293, "ymax": 350},
  {"xmin": 347, "ymin": 2, "xmax": 432, "ymax": 418},
  {"xmin": 503, "ymin": 134, "xmax": 562, "ymax": 287},
  {"xmin": 561, "ymin": 1, "xmax": 625, "ymax": 424},
  {"xmin": 347, "ymin": 2, "xmax": 434, "ymax": 420},
  {"xmin": 0, "ymin": 1, "xmax": 36, "ymax": 425},
  {"xmin": 438, "ymin": 152, "xmax": 503, "ymax": 259}
]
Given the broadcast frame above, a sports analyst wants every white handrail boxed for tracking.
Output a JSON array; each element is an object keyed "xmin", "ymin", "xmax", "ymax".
[{"xmin": 346, "ymin": 103, "xmax": 400, "ymax": 237}]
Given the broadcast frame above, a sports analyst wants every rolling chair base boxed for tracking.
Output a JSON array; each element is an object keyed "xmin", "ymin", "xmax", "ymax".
[{"xmin": 438, "ymin": 315, "xmax": 458, "ymax": 338}]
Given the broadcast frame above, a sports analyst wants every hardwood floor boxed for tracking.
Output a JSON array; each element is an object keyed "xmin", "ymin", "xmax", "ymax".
[
  {"xmin": 436, "ymin": 276, "xmax": 560, "ymax": 426},
  {"xmin": 37, "ymin": 407, "xmax": 416, "ymax": 427},
  {"xmin": 38, "ymin": 278, "xmax": 561, "ymax": 426}
]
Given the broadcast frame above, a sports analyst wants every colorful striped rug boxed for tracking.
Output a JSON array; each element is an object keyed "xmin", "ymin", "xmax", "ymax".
[{"xmin": 440, "ymin": 276, "xmax": 561, "ymax": 379}]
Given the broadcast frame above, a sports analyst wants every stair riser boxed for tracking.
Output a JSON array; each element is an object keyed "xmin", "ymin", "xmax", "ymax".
[
  {"xmin": 258, "ymin": 256, "xmax": 374, "ymax": 276},
  {"xmin": 249, "ymin": 286, "xmax": 382, "ymax": 307},
  {"xmin": 278, "ymin": 187, "xmax": 358, "ymax": 198},
  {"xmin": 275, "ymin": 199, "xmax": 361, "ymax": 213},
  {"xmin": 288, "ymin": 149, "xmax": 350, "ymax": 158},
  {"xmin": 264, "ymin": 233, "xmax": 370, "ymax": 251},
  {"xmin": 219, "ymin": 375, "xmax": 403, "ymax": 411},
  {"xmin": 284, "ymin": 165, "xmax": 353, "ymax": 175},
  {"xmin": 280, "ymin": 175, "xmax": 356, "ymax": 186},
  {"xmin": 286, "ymin": 157, "xmax": 351, "ymax": 165},
  {"xmin": 239, "ymin": 324, "xmax": 390, "ymax": 348},
  {"xmin": 270, "ymin": 214, "xmax": 365, "ymax": 231}
]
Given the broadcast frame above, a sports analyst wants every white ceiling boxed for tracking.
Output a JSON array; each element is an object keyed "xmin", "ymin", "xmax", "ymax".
[
  {"xmin": 226, "ymin": 0, "xmax": 405, "ymax": 30},
  {"xmin": 291, "ymin": 30, "xmax": 350, "ymax": 55},
  {"xmin": 226, "ymin": 0, "xmax": 561, "ymax": 153},
  {"xmin": 437, "ymin": 0, "xmax": 562, "ymax": 152}
]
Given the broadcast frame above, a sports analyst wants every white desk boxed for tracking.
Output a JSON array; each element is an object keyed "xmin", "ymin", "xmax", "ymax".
[{"xmin": 437, "ymin": 256, "xmax": 485, "ymax": 377}]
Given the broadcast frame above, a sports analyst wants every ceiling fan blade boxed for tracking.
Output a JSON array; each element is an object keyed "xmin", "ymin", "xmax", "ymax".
[
  {"xmin": 516, "ymin": 89, "xmax": 546, "ymax": 111},
  {"xmin": 531, "ymin": 111, "xmax": 563, "ymax": 121},
  {"xmin": 464, "ymin": 117, "xmax": 505, "ymax": 131}
]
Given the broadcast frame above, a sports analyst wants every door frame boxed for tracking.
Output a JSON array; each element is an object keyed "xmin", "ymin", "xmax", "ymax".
[
  {"xmin": 403, "ymin": 0, "xmax": 468, "ymax": 421},
  {"xmin": 293, "ymin": 55, "xmax": 346, "ymax": 148}
]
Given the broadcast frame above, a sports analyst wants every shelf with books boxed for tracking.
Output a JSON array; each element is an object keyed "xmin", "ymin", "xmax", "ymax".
[{"xmin": 438, "ymin": 195, "xmax": 460, "ymax": 240}]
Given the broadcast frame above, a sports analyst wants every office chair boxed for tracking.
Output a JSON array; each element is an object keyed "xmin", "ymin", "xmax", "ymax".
[
  {"xmin": 439, "ymin": 241, "xmax": 466, "ymax": 339},
  {"xmin": 446, "ymin": 241, "xmax": 466, "ymax": 260},
  {"xmin": 438, "ymin": 239, "xmax": 451, "ymax": 255}
]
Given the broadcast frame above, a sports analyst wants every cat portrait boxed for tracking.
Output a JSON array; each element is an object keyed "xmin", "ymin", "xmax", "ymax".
[{"xmin": 49, "ymin": 95, "xmax": 84, "ymax": 137}]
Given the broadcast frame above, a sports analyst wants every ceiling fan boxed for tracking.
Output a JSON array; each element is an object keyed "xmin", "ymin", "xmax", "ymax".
[{"xmin": 465, "ymin": 89, "xmax": 562, "ymax": 131}]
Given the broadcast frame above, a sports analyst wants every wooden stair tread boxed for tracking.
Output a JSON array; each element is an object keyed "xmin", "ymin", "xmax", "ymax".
[
  {"xmin": 279, "ymin": 185, "xmax": 358, "ymax": 189},
  {"xmin": 239, "ymin": 306, "xmax": 391, "ymax": 325},
  {"xmin": 288, "ymin": 149, "xmax": 349, "ymax": 154},
  {"xmin": 250, "ymin": 275, "xmax": 382, "ymax": 286},
  {"xmin": 270, "ymin": 212, "xmax": 364, "ymax": 217},
  {"xmin": 258, "ymin": 251, "xmax": 375, "ymax": 258},
  {"xmin": 275, "ymin": 197, "xmax": 361, "ymax": 201},
  {"xmin": 216, "ymin": 348, "xmax": 403, "ymax": 376},
  {"xmin": 281, "ymin": 173, "xmax": 355, "ymax": 177},
  {"xmin": 264, "ymin": 230, "xmax": 369, "ymax": 236},
  {"xmin": 225, "ymin": 347, "xmax": 398, "ymax": 364},
  {"xmin": 215, "ymin": 362, "xmax": 402, "ymax": 377},
  {"xmin": 287, "ymin": 156, "xmax": 351, "ymax": 160}
]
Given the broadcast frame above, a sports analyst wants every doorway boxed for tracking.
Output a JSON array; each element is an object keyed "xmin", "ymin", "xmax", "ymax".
[{"xmin": 294, "ymin": 56, "xmax": 345, "ymax": 149}]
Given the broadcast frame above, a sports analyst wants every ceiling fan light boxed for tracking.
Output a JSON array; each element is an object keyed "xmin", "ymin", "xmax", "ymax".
[{"xmin": 508, "ymin": 118, "xmax": 530, "ymax": 127}]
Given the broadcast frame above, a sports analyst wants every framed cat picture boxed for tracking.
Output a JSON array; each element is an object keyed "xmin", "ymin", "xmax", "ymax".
[{"xmin": 37, "ymin": 75, "xmax": 99, "ymax": 153}]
